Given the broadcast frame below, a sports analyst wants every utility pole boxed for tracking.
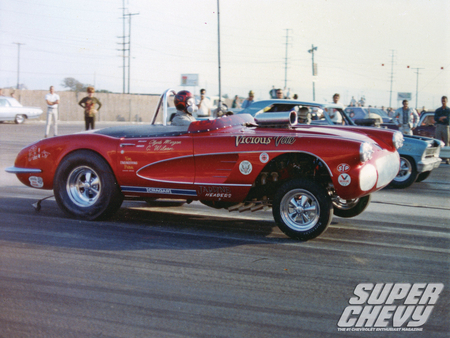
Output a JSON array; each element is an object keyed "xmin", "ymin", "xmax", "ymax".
[
  {"xmin": 217, "ymin": 0, "xmax": 222, "ymax": 110},
  {"xmin": 308, "ymin": 44, "xmax": 318, "ymax": 101},
  {"xmin": 389, "ymin": 50, "xmax": 395, "ymax": 108},
  {"xmin": 13, "ymin": 42, "xmax": 25, "ymax": 90},
  {"xmin": 121, "ymin": 1, "xmax": 126, "ymax": 94},
  {"xmin": 409, "ymin": 67, "xmax": 424, "ymax": 109},
  {"xmin": 125, "ymin": 12, "xmax": 139, "ymax": 94},
  {"xmin": 284, "ymin": 29, "xmax": 292, "ymax": 89}
]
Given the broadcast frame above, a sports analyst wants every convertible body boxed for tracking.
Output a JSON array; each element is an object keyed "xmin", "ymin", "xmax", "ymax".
[{"xmin": 7, "ymin": 90, "xmax": 403, "ymax": 240}]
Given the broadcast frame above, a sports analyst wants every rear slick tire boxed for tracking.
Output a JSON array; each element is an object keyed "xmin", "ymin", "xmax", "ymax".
[
  {"xmin": 53, "ymin": 150, "xmax": 123, "ymax": 220},
  {"xmin": 273, "ymin": 179, "xmax": 332, "ymax": 241}
]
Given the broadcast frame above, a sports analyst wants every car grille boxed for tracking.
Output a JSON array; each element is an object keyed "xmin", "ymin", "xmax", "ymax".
[{"xmin": 425, "ymin": 147, "xmax": 439, "ymax": 158}]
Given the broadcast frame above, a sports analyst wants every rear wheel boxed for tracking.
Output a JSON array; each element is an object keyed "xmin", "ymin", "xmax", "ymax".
[
  {"xmin": 54, "ymin": 150, "xmax": 123, "ymax": 220},
  {"xmin": 332, "ymin": 195, "xmax": 371, "ymax": 218},
  {"xmin": 389, "ymin": 156, "xmax": 418, "ymax": 189},
  {"xmin": 273, "ymin": 179, "xmax": 332, "ymax": 241}
]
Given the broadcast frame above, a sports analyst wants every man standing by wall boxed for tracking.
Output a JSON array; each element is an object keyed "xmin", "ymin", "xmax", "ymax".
[
  {"xmin": 44, "ymin": 86, "xmax": 60, "ymax": 138},
  {"xmin": 393, "ymin": 100, "xmax": 419, "ymax": 135},
  {"xmin": 196, "ymin": 88, "xmax": 212, "ymax": 118}
]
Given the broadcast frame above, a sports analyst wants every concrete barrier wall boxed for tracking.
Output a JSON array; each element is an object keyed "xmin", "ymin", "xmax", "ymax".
[{"xmin": 2, "ymin": 89, "xmax": 233, "ymax": 123}]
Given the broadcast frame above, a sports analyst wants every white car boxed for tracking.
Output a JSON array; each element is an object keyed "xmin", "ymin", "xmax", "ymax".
[{"xmin": 0, "ymin": 96, "xmax": 43, "ymax": 124}]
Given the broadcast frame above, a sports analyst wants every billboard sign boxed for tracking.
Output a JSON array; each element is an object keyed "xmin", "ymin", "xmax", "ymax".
[
  {"xmin": 397, "ymin": 92, "xmax": 412, "ymax": 100},
  {"xmin": 181, "ymin": 74, "xmax": 199, "ymax": 86}
]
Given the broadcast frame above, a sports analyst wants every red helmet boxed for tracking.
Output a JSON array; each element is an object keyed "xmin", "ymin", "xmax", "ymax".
[{"xmin": 174, "ymin": 90, "xmax": 194, "ymax": 112}]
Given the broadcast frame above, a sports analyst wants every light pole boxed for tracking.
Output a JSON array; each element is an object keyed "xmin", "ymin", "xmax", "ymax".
[
  {"xmin": 308, "ymin": 45, "xmax": 317, "ymax": 101},
  {"xmin": 13, "ymin": 42, "xmax": 25, "ymax": 90}
]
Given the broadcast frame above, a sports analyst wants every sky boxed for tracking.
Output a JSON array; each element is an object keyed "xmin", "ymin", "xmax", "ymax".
[{"xmin": 0, "ymin": 0, "xmax": 448, "ymax": 109}]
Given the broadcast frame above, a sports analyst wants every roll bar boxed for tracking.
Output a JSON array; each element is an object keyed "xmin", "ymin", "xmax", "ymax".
[{"xmin": 151, "ymin": 88, "xmax": 177, "ymax": 126}]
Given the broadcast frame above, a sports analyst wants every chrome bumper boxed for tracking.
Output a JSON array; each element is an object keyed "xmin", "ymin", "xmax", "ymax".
[
  {"xmin": 5, "ymin": 166, "xmax": 42, "ymax": 174},
  {"xmin": 417, "ymin": 157, "xmax": 442, "ymax": 173}
]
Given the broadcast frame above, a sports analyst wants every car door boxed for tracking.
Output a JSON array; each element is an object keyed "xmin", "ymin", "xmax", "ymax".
[
  {"xmin": 0, "ymin": 98, "xmax": 12, "ymax": 120},
  {"xmin": 118, "ymin": 134, "xmax": 196, "ymax": 198}
]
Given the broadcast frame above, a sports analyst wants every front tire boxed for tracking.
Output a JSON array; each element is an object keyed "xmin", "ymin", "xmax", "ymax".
[
  {"xmin": 273, "ymin": 179, "xmax": 332, "ymax": 241},
  {"xmin": 332, "ymin": 195, "xmax": 371, "ymax": 218},
  {"xmin": 54, "ymin": 150, "xmax": 123, "ymax": 220},
  {"xmin": 389, "ymin": 156, "xmax": 418, "ymax": 189},
  {"xmin": 15, "ymin": 114, "xmax": 25, "ymax": 124},
  {"xmin": 415, "ymin": 171, "xmax": 431, "ymax": 183}
]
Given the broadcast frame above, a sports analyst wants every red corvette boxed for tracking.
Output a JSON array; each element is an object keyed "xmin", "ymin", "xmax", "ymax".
[{"xmin": 6, "ymin": 90, "xmax": 403, "ymax": 240}]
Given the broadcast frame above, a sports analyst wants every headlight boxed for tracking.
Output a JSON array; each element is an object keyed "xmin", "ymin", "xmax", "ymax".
[
  {"xmin": 360, "ymin": 142, "xmax": 374, "ymax": 163},
  {"xmin": 393, "ymin": 131, "xmax": 404, "ymax": 150}
]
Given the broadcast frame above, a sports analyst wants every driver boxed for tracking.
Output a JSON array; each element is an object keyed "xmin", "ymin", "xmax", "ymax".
[{"xmin": 171, "ymin": 90, "xmax": 198, "ymax": 126}]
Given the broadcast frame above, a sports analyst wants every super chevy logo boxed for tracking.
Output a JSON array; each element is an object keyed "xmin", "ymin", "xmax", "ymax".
[{"xmin": 337, "ymin": 283, "xmax": 444, "ymax": 332}]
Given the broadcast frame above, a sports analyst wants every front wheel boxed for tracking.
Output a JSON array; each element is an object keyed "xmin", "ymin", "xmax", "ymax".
[
  {"xmin": 54, "ymin": 150, "xmax": 123, "ymax": 220},
  {"xmin": 273, "ymin": 179, "xmax": 332, "ymax": 241},
  {"xmin": 15, "ymin": 114, "xmax": 26, "ymax": 124},
  {"xmin": 415, "ymin": 171, "xmax": 431, "ymax": 183},
  {"xmin": 332, "ymin": 195, "xmax": 371, "ymax": 218},
  {"xmin": 389, "ymin": 156, "xmax": 418, "ymax": 189}
]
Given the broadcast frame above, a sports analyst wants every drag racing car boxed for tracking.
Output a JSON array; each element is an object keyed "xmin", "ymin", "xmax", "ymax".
[
  {"xmin": 239, "ymin": 99, "xmax": 442, "ymax": 189},
  {"xmin": 6, "ymin": 89, "xmax": 403, "ymax": 240}
]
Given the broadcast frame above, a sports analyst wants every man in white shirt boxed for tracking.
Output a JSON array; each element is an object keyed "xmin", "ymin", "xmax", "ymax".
[
  {"xmin": 45, "ymin": 86, "xmax": 60, "ymax": 137},
  {"xmin": 329, "ymin": 93, "xmax": 344, "ymax": 124},
  {"xmin": 196, "ymin": 88, "xmax": 212, "ymax": 117},
  {"xmin": 394, "ymin": 100, "xmax": 419, "ymax": 135}
]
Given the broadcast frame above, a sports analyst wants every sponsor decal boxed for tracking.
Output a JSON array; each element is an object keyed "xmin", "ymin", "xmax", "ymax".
[
  {"xmin": 260, "ymin": 152, "xmax": 269, "ymax": 163},
  {"xmin": 338, "ymin": 173, "xmax": 351, "ymax": 186},
  {"xmin": 337, "ymin": 283, "xmax": 444, "ymax": 332},
  {"xmin": 146, "ymin": 139, "xmax": 182, "ymax": 152},
  {"xmin": 235, "ymin": 136, "xmax": 296, "ymax": 147},
  {"xmin": 28, "ymin": 146, "xmax": 50, "ymax": 162},
  {"xmin": 239, "ymin": 160, "xmax": 252, "ymax": 175},
  {"xmin": 121, "ymin": 186, "xmax": 197, "ymax": 196},
  {"xmin": 198, "ymin": 186, "xmax": 232, "ymax": 198},
  {"xmin": 29, "ymin": 176, "xmax": 44, "ymax": 188},
  {"xmin": 120, "ymin": 156, "xmax": 137, "ymax": 171},
  {"xmin": 337, "ymin": 163, "xmax": 350, "ymax": 173}
]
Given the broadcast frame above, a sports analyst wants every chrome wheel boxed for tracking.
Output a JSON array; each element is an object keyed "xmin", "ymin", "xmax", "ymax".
[
  {"xmin": 280, "ymin": 189, "xmax": 320, "ymax": 232},
  {"xmin": 395, "ymin": 157, "xmax": 412, "ymax": 182},
  {"xmin": 15, "ymin": 114, "xmax": 25, "ymax": 124},
  {"xmin": 66, "ymin": 166, "xmax": 101, "ymax": 207}
]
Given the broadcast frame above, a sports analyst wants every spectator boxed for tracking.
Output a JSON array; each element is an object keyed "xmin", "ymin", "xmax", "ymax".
[
  {"xmin": 421, "ymin": 106, "xmax": 427, "ymax": 115},
  {"xmin": 434, "ymin": 96, "xmax": 449, "ymax": 150},
  {"xmin": 393, "ymin": 100, "xmax": 419, "ymax": 135},
  {"xmin": 330, "ymin": 93, "xmax": 344, "ymax": 124},
  {"xmin": 349, "ymin": 96, "xmax": 357, "ymax": 107},
  {"xmin": 293, "ymin": 94, "xmax": 298, "ymax": 100},
  {"xmin": 197, "ymin": 88, "xmax": 212, "ymax": 117},
  {"xmin": 241, "ymin": 91, "xmax": 255, "ymax": 109},
  {"xmin": 231, "ymin": 95, "xmax": 241, "ymax": 109},
  {"xmin": 44, "ymin": 86, "xmax": 60, "ymax": 138},
  {"xmin": 269, "ymin": 86, "xmax": 277, "ymax": 99},
  {"xmin": 387, "ymin": 107, "xmax": 394, "ymax": 118},
  {"xmin": 79, "ymin": 86, "xmax": 102, "ymax": 130},
  {"xmin": 276, "ymin": 89, "xmax": 284, "ymax": 99}
]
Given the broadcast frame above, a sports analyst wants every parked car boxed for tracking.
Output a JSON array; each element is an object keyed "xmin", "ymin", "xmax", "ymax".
[
  {"xmin": 344, "ymin": 107, "xmax": 393, "ymax": 125},
  {"xmin": 6, "ymin": 89, "xmax": 403, "ymax": 241},
  {"xmin": 0, "ymin": 96, "xmax": 43, "ymax": 124},
  {"xmin": 238, "ymin": 99, "xmax": 442, "ymax": 189}
]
